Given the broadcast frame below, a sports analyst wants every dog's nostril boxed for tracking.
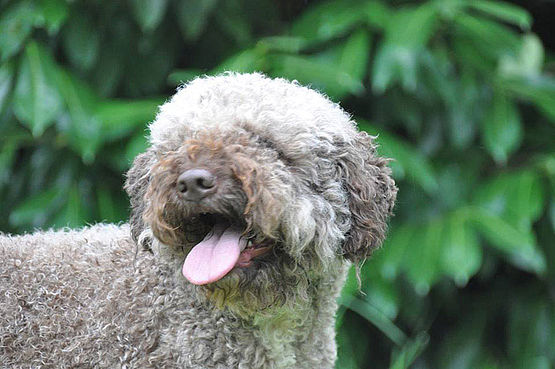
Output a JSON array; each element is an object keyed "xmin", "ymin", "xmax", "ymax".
[
  {"xmin": 177, "ymin": 169, "xmax": 217, "ymax": 201},
  {"xmin": 177, "ymin": 181, "xmax": 188, "ymax": 193},
  {"xmin": 196, "ymin": 177, "xmax": 214, "ymax": 189}
]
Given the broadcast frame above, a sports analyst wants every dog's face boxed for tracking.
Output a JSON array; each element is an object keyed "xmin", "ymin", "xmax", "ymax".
[{"xmin": 125, "ymin": 73, "xmax": 396, "ymax": 314}]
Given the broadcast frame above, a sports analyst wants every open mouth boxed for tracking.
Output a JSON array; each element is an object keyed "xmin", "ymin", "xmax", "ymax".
[{"xmin": 181, "ymin": 214, "xmax": 272, "ymax": 285}]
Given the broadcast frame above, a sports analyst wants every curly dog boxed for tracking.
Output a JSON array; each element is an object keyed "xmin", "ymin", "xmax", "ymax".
[{"xmin": 0, "ymin": 73, "xmax": 397, "ymax": 368}]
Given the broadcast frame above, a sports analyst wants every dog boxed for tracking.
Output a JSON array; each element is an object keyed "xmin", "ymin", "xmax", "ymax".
[{"xmin": 0, "ymin": 73, "xmax": 396, "ymax": 368}]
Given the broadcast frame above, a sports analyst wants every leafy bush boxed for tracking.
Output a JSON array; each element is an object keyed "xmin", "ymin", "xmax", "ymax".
[{"xmin": 1, "ymin": 0, "xmax": 554, "ymax": 368}]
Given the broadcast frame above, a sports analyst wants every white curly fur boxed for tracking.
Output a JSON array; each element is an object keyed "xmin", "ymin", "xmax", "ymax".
[{"xmin": 0, "ymin": 73, "xmax": 396, "ymax": 368}]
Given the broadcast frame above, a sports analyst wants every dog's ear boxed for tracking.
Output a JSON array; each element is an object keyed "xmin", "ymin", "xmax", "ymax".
[
  {"xmin": 339, "ymin": 131, "xmax": 397, "ymax": 263},
  {"xmin": 125, "ymin": 150, "xmax": 156, "ymax": 249}
]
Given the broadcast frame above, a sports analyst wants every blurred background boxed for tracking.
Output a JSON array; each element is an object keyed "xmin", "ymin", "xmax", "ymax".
[{"xmin": 1, "ymin": 0, "xmax": 554, "ymax": 367}]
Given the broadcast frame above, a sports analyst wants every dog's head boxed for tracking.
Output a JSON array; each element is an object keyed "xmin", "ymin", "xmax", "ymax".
[{"xmin": 125, "ymin": 73, "xmax": 396, "ymax": 314}]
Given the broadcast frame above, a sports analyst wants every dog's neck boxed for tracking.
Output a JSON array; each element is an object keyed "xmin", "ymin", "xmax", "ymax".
[
  {"xmin": 203, "ymin": 260, "xmax": 350, "ymax": 369},
  {"xmin": 246, "ymin": 260, "xmax": 349, "ymax": 369}
]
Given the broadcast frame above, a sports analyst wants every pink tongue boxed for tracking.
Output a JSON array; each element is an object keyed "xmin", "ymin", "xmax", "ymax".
[{"xmin": 182, "ymin": 223, "xmax": 246, "ymax": 285}]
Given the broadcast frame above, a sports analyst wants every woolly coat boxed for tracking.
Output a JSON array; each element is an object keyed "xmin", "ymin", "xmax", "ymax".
[
  {"xmin": 0, "ymin": 73, "xmax": 396, "ymax": 368},
  {"xmin": 0, "ymin": 224, "xmax": 346, "ymax": 368}
]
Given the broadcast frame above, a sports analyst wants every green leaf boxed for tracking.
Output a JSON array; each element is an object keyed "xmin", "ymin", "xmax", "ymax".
[
  {"xmin": 403, "ymin": 220, "xmax": 443, "ymax": 295},
  {"xmin": 214, "ymin": 0, "xmax": 252, "ymax": 47},
  {"xmin": 467, "ymin": 0, "xmax": 531, "ymax": 30},
  {"xmin": 467, "ymin": 207, "xmax": 546, "ymax": 274},
  {"xmin": 507, "ymin": 170, "xmax": 545, "ymax": 225},
  {"xmin": 363, "ymin": 273, "xmax": 400, "ymax": 320},
  {"xmin": 55, "ymin": 69, "xmax": 102, "ymax": 163},
  {"xmin": 469, "ymin": 208, "xmax": 533, "ymax": 252},
  {"xmin": 130, "ymin": 0, "xmax": 168, "ymax": 33},
  {"xmin": 339, "ymin": 29, "xmax": 371, "ymax": 81},
  {"xmin": 90, "ymin": 42, "xmax": 124, "ymax": 97},
  {"xmin": 342, "ymin": 295, "xmax": 407, "ymax": 346},
  {"xmin": 125, "ymin": 131, "xmax": 149, "ymax": 165},
  {"xmin": 0, "ymin": 1, "xmax": 37, "ymax": 61},
  {"xmin": 336, "ymin": 312, "xmax": 370, "ymax": 369},
  {"xmin": 339, "ymin": 265, "xmax": 361, "ymax": 301},
  {"xmin": 363, "ymin": 1, "xmax": 391, "ymax": 29},
  {"xmin": 508, "ymin": 300, "xmax": 552, "ymax": 361},
  {"xmin": 270, "ymin": 54, "xmax": 363, "ymax": 99},
  {"xmin": 499, "ymin": 34, "xmax": 544, "ymax": 79},
  {"xmin": 453, "ymin": 74, "xmax": 482, "ymax": 148},
  {"xmin": 62, "ymin": 12, "xmax": 100, "ymax": 71},
  {"xmin": 97, "ymin": 98, "xmax": 162, "ymax": 141},
  {"xmin": 453, "ymin": 35, "xmax": 495, "ymax": 73},
  {"xmin": 376, "ymin": 225, "xmax": 414, "ymax": 280},
  {"xmin": 13, "ymin": 42, "xmax": 64, "ymax": 136},
  {"xmin": 454, "ymin": 13, "xmax": 520, "ymax": 60},
  {"xmin": 436, "ymin": 314, "xmax": 487, "ymax": 369},
  {"xmin": 371, "ymin": 4, "xmax": 438, "ymax": 93},
  {"xmin": 382, "ymin": 4, "xmax": 438, "ymax": 48},
  {"xmin": 481, "ymin": 92, "xmax": 522, "ymax": 164},
  {"xmin": 291, "ymin": 0, "xmax": 366, "ymax": 45},
  {"xmin": 474, "ymin": 170, "xmax": 545, "ymax": 230},
  {"xmin": 39, "ymin": 0, "xmax": 69, "ymax": 34},
  {"xmin": 212, "ymin": 49, "xmax": 265, "ymax": 74},
  {"xmin": 335, "ymin": 337, "xmax": 359, "ymax": 369},
  {"xmin": 390, "ymin": 333, "xmax": 429, "ymax": 369},
  {"xmin": 512, "ymin": 357, "xmax": 551, "ymax": 369},
  {"xmin": 0, "ymin": 61, "xmax": 14, "ymax": 114},
  {"xmin": 52, "ymin": 184, "xmax": 88, "ymax": 229},
  {"xmin": 372, "ymin": 44, "xmax": 418, "ymax": 93},
  {"xmin": 340, "ymin": 264, "xmax": 400, "ymax": 320},
  {"xmin": 441, "ymin": 213, "xmax": 482, "ymax": 286},
  {"xmin": 359, "ymin": 123, "xmax": 438, "ymax": 193},
  {"xmin": 0, "ymin": 141, "xmax": 18, "ymax": 185},
  {"xmin": 257, "ymin": 36, "xmax": 306, "ymax": 54},
  {"xmin": 122, "ymin": 29, "xmax": 178, "ymax": 96},
  {"xmin": 518, "ymin": 34, "xmax": 544, "ymax": 74},
  {"xmin": 501, "ymin": 75, "xmax": 555, "ymax": 123},
  {"xmin": 176, "ymin": 0, "xmax": 218, "ymax": 42},
  {"xmin": 97, "ymin": 186, "xmax": 127, "ymax": 223},
  {"xmin": 473, "ymin": 175, "xmax": 510, "ymax": 215},
  {"xmin": 9, "ymin": 187, "xmax": 63, "ymax": 227}
]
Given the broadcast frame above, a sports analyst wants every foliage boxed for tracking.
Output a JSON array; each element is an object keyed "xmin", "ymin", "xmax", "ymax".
[{"xmin": 1, "ymin": 0, "xmax": 554, "ymax": 368}]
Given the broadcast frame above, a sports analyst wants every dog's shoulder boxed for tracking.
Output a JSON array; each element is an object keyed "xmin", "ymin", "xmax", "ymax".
[{"xmin": 0, "ymin": 223, "xmax": 142, "ymax": 287}]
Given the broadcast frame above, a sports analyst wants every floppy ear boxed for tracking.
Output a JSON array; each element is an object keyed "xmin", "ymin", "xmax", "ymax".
[
  {"xmin": 339, "ymin": 131, "xmax": 397, "ymax": 263},
  {"xmin": 124, "ymin": 150, "xmax": 156, "ymax": 249}
]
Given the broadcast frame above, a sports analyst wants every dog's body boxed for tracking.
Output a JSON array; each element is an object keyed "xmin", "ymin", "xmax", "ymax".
[
  {"xmin": 1, "ymin": 224, "xmax": 345, "ymax": 368},
  {"xmin": 0, "ymin": 73, "xmax": 396, "ymax": 368}
]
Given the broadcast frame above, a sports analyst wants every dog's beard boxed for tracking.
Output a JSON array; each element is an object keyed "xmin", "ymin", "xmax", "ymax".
[
  {"xmin": 199, "ymin": 251, "xmax": 312, "ymax": 317},
  {"xmin": 143, "ymin": 156, "xmax": 310, "ymax": 315},
  {"xmin": 147, "ymin": 208, "xmax": 315, "ymax": 317},
  {"xmin": 146, "ymin": 209, "xmax": 299, "ymax": 309}
]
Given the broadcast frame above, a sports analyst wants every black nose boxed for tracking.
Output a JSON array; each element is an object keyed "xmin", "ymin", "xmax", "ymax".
[{"xmin": 177, "ymin": 169, "xmax": 217, "ymax": 201}]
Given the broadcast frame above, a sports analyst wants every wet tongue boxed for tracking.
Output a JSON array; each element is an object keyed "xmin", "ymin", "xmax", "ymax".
[{"xmin": 182, "ymin": 223, "xmax": 246, "ymax": 285}]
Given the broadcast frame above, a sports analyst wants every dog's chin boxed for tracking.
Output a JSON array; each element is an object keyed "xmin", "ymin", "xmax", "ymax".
[
  {"xmin": 198, "ymin": 256, "xmax": 295, "ymax": 316},
  {"xmin": 171, "ymin": 213, "xmax": 275, "ymax": 286},
  {"xmin": 150, "ymin": 210, "xmax": 301, "ymax": 314}
]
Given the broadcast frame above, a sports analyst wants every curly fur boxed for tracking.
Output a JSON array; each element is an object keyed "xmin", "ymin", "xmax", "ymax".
[{"xmin": 0, "ymin": 73, "xmax": 397, "ymax": 368}]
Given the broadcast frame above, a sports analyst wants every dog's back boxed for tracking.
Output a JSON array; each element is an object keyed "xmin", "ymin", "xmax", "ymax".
[
  {"xmin": 0, "ymin": 225, "xmax": 165, "ymax": 367},
  {"xmin": 0, "ymin": 225, "xmax": 281, "ymax": 369}
]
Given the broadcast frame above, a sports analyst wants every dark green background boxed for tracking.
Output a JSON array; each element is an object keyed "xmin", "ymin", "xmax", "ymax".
[{"xmin": 1, "ymin": 0, "xmax": 554, "ymax": 368}]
